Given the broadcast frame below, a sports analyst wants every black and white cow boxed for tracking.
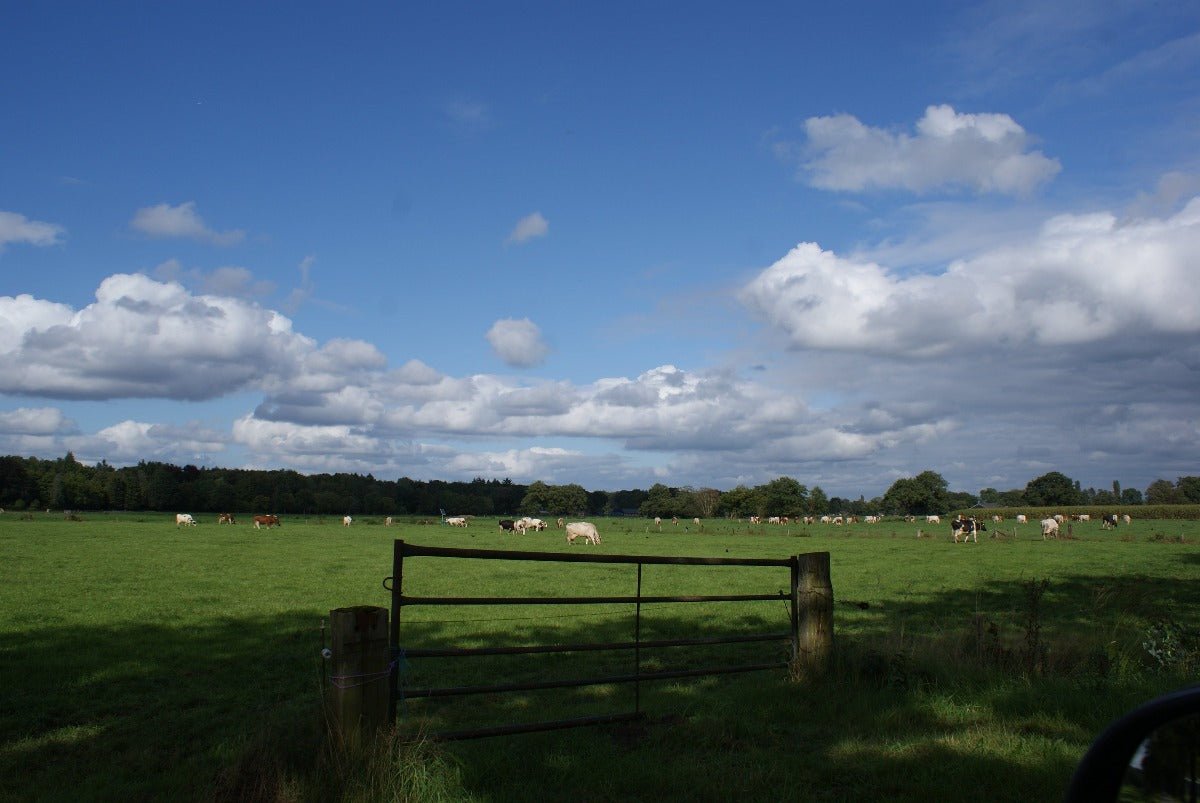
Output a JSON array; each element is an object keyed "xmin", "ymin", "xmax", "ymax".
[
  {"xmin": 1102, "ymin": 514, "xmax": 1119, "ymax": 530},
  {"xmin": 498, "ymin": 519, "xmax": 516, "ymax": 532},
  {"xmin": 951, "ymin": 516, "xmax": 986, "ymax": 543}
]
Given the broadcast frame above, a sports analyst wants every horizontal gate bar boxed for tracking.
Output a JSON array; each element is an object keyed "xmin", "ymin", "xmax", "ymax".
[
  {"xmin": 399, "ymin": 592, "xmax": 785, "ymax": 606},
  {"xmin": 403, "ymin": 631, "xmax": 791, "ymax": 658},
  {"xmin": 403, "ymin": 660, "xmax": 788, "ymax": 698},
  {"xmin": 398, "ymin": 541, "xmax": 793, "ymax": 567},
  {"xmin": 427, "ymin": 711, "xmax": 643, "ymax": 742}
]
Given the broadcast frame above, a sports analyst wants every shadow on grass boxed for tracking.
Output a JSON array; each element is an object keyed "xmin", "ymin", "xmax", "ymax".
[
  {"xmin": 0, "ymin": 612, "xmax": 326, "ymax": 802},
  {"xmin": 3, "ymin": 566, "xmax": 1196, "ymax": 802},
  {"xmin": 386, "ymin": 568, "xmax": 1196, "ymax": 803}
]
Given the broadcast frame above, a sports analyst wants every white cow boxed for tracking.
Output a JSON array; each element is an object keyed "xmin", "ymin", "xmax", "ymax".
[
  {"xmin": 749, "ymin": 516, "xmax": 762, "ymax": 524},
  {"xmin": 819, "ymin": 515, "xmax": 831, "ymax": 524},
  {"xmin": 926, "ymin": 515, "xmax": 940, "ymax": 524},
  {"xmin": 1016, "ymin": 514, "xmax": 1027, "ymax": 524},
  {"xmin": 1123, "ymin": 514, "xmax": 1132, "ymax": 525},
  {"xmin": 566, "ymin": 521, "xmax": 601, "ymax": 545},
  {"xmin": 175, "ymin": 513, "xmax": 196, "ymax": 527},
  {"xmin": 1078, "ymin": 514, "xmax": 1090, "ymax": 522},
  {"xmin": 1041, "ymin": 518, "xmax": 1060, "ymax": 539},
  {"xmin": 654, "ymin": 517, "xmax": 662, "ymax": 529},
  {"xmin": 445, "ymin": 516, "xmax": 468, "ymax": 527},
  {"xmin": 343, "ymin": 515, "xmax": 352, "ymax": 526},
  {"xmin": 385, "ymin": 516, "xmax": 393, "ymax": 526}
]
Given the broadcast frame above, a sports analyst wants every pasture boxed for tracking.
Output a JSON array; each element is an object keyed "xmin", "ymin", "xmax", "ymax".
[{"xmin": 2, "ymin": 512, "xmax": 1199, "ymax": 801}]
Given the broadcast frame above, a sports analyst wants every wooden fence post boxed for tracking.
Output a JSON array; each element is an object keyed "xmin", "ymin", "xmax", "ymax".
[
  {"xmin": 793, "ymin": 552, "xmax": 833, "ymax": 679},
  {"xmin": 328, "ymin": 605, "xmax": 390, "ymax": 746}
]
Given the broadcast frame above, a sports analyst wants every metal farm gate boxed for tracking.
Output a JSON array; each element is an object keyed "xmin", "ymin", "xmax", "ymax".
[{"xmin": 385, "ymin": 540, "xmax": 832, "ymax": 740}]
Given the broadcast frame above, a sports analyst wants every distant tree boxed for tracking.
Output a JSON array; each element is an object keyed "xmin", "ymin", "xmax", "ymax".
[
  {"xmin": 693, "ymin": 488, "xmax": 721, "ymax": 519},
  {"xmin": 640, "ymin": 483, "xmax": 685, "ymax": 518},
  {"xmin": 759, "ymin": 476, "xmax": 808, "ymax": 518},
  {"xmin": 1024, "ymin": 471, "xmax": 1081, "ymax": 507},
  {"xmin": 979, "ymin": 487, "xmax": 1001, "ymax": 505},
  {"xmin": 1121, "ymin": 488, "xmax": 1144, "ymax": 505},
  {"xmin": 716, "ymin": 485, "xmax": 759, "ymax": 518},
  {"xmin": 945, "ymin": 491, "xmax": 977, "ymax": 511},
  {"xmin": 1176, "ymin": 476, "xmax": 1200, "ymax": 504},
  {"xmin": 997, "ymin": 488, "xmax": 1026, "ymax": 507},
  {"xmin": 881, "ymin": 470, "xmax": 949, "ymax": 515},
  {"xmin": 1145, "ymin": 479, "xmax": 1179, "ymax": 505},
  {"xmin": 807, "ymin": 486, "xmax": 828, "ymax": 515}
]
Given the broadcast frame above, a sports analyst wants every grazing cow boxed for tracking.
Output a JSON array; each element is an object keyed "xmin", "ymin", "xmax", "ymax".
[
  {"xmin": 1040, "ymin": 518, "xmax": 1059, "ymax": 539},
  {"xmin": 926, "ymin": 515, "xmax": 940, "ymax": 524},
  {"xmin": 565, "ymin": 521, "xmax": 601, "ymax": 545},
  {"xmin": 951, "ymin": 517, "xmax": 986, "ymax": 543},
  {"xmin": 253, "ymin": 514, "xmax": 280, "ymax": 530},
  {"xmin": 803, "ymin": 516, "xmax": 815, "ymax": 525},
  {"xmin": 1123, "ymin": 514, "xmax": 1132, "ymax": 525},
  {"xmin": 672, "ymin": 517, "xmax": 679, "ymax": 525},
  {"xmin": 1054, "ymin": 514, "xmax": 1065, "ymax": 524},
  {"xmin": 749, "ymin": 516, "xmax": 761, "ymax": 524},
  {"xmin": 176, "ymin": 513, "xmax": 197, "ymax": 527},
  {"xmin": 864, "ymin": 515, "xmax": 880, "ymax": 524},
  {"xmin": 654, "ymin": 517, "xmax": 662, "ymax": 529},
  {"xmin": 820, "ymin": 515, "xmax": 831, "ymax": 524},
  {"xmin": 343, "ymin": 515, "xmax": 353, "ymax": 527},
  {"xmin": 904, "ymin": 515, "xmax": 916, "ymax": 523},
  {"xmin": 445, "ymin": 516, "xmax": 468, "ymax": 527},
  {"xmin": 556, "ymin": 517, "xmax": 565, "ymax": 528},
  {"xmin": 832, "ymin": 516, "xmax": 844, "ymax": 525},
  {"xmin": 992, "ymin": 515, "xmax": 1003, "ymax": 523},
  {"xmin": 1102, "ymin": 514, "xmax": 1118, "ymax": 530},
  {"xmin": 498, "ymin": 519, "xmax": 516, "ymax": 532},
  {"xmin": 693, "ymin": 517, "xmax": 701, "ymax": 525},
  {"xmin": 1016, "ymin": 514, "xmax": 1027, "ymax": 524},
  {"xmin": 217, "ymin": 513, "xmax": 235, "ymax": 525},
  {"xmin": 1078, "ymin": 514, "xmax": 1090, "ymax": 522},
  {"xmin": 385, "ymin": 516, "xmax": 393, "ymax": 526},
  {"xmin": 525, "ymin": 517, "xmax": 547, "ymax": 531}
]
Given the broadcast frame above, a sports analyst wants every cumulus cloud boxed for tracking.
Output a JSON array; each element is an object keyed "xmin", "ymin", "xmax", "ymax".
[
  {"xmin": 0, "ymin": 273, "xmax": 381, "ymax": 400},
  {"xmin": 740, "ymin": 197, "xmax": 1200, "ymax": 357},
  {"xmin": 795, "ymin": 105, "xmax": 1061, "ymax": 195},
  {"xmin": 152, "ymin": 259, "xmax": 275, "ymax": 298},
  {"xmin": 0, "ymin": 407, "xmax": 75, "ymax": 436},
  {"xmin": 486, "ymin": 318, "xmax": 551, "ymax": 367},
  {"xmin": 506, "ymin": 212, "xmax": 549, "ymax": 244},
  {"xmin": 0, "ymin": 210, "xmax": 65, "ymax": 252},
  {"xmin": 130, "ymin": 201, "xmax": 245, "ymax": 245}
]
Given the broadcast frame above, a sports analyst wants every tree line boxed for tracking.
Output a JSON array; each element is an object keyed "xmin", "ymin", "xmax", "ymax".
[{"xmin": 0, "ymin": 453, "xmax": 1195, "ymax": 518}]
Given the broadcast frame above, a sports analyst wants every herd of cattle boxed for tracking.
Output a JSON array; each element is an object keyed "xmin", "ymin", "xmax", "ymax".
[
  {"xmin": 741, "ymin": 510, "xmax": 1134, "ymax": 541},
  {"xmin": 171, "ymin": 510, "xmax": 1133, "ymax": 545}
]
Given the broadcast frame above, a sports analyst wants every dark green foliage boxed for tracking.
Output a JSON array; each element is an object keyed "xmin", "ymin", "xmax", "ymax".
[{"xmin": 1024, "ymin": 471, "xmax": 1083, "ymax": 506}]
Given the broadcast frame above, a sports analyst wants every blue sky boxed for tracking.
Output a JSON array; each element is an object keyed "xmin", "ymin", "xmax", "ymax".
[{"xmin": 2, "ymin": 1, "xmax": 1198, "ymax": 497}]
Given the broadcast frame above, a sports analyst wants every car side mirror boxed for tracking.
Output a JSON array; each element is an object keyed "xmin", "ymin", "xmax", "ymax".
[{"xmin": 1065, "ymin": 685, "xmax": 1200, "ymax": 802}]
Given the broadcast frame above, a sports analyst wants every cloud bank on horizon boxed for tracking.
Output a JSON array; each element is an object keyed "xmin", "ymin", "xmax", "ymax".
[{"xmin": 2, "ymin": 2, "xmax": 1198, "ymax": 497}]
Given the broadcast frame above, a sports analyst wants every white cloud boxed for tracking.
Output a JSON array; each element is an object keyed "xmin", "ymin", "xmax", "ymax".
[
  {"xmin": 0, "ymin": 273, "xmax": 382, "ymax": 400},
  {"xmin": 130, "ymin": 201, "xmax": 245, "ymax": 246},
  {"xmin": 0, "ymin": 210, "xmax": 65, "ymax": 252},
  {"xmin": 740, "ymin": 197, "xmax": 1200, "ymax": 356},
  {"xmin": 0, "ymin": 407, "xmax": 74, "ymax": 436},
  {"xmin": 797, "ymin": 105, "xmax": 1061, "ymax": 195},
  {"xmin": 486, "ymin": 318, "xmax": 551, "ymax": 367},
  {"xmin": 506, "ymin": 212, "xmax": 549, "ymax": 244}
]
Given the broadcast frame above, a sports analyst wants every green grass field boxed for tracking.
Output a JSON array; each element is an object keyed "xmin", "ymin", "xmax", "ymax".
[{"xmin": 3, "ymin": 512, "xmax": 1198, "ymax": 801}]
